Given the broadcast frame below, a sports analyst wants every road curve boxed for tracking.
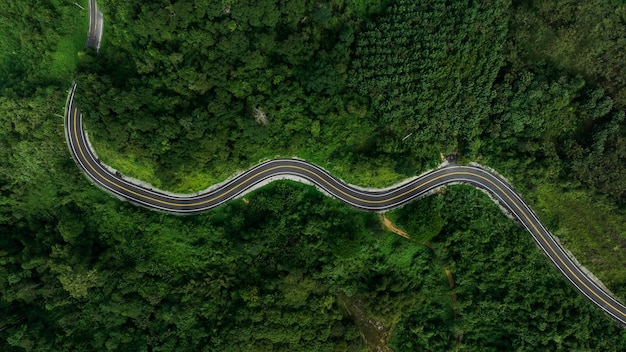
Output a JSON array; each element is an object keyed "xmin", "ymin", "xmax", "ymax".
[
  {"xmin": 85, "ymin": 0, "xmax": 103, "ymax": 51},
  {"xmin": 64, "ymin": 83, "xmax": 626, "ymax": 327}
]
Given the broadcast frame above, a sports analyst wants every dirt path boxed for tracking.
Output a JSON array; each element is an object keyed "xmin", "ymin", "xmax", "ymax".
[{"xmin": 380, "ymin": 214, "xmax": 410, "ymax": 239}]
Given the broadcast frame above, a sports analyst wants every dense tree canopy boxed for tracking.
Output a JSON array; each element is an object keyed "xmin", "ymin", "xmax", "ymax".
[
  {"xmin": 349, "ymin": 0, "xmax": 509, "ymax": 159},
  {"xmin": 2, "ymin": 0, "xmax": 626, "ymax": 350},
  {"xmin": 76, "ymin": 0, "xmax": 391, "ymax": 190}
]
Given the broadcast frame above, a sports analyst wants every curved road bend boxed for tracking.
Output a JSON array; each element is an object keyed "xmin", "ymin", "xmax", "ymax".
[
  {"xmin": 64, "ymin": 83, "xmax": 626, "ymax": 327},
  {"xmin": 85, "ymin": 0, "xmax": 103, "ymax": 51}
]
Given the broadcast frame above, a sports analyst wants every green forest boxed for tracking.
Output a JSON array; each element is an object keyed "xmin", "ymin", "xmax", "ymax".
[{"xmin": 2, "ymin": 0, "xmax": 626, "ymax": 350}]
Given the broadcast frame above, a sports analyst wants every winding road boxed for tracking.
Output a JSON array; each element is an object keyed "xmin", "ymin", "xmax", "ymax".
[
  {"xmin": 69, "ymin": 0, "xmax": 626, "ymax": 327},
  {"xmin": 64, "ymin": 83, "xmax": 626, "ymax": 327}
]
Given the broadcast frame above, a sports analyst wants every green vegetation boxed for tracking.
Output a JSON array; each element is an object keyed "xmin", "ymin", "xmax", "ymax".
[
  {"xmin": 0, "ymin": 1, "xmax": 87, "ymax": 95},
  {"xmin": 2, "ymin": 0, "xmax": 626, "ymax": 350},
  {"xmin": 510, "ymin": 0, "xmax": 626, "ymax": 106},
  {"xmin": 3, "ymin": 173, "xmax": 626, "ymax": 350},
  {"xmin": 78, "ymin": 0, "xmax": 402, "ymax": 192},
  {"xmin": 349, "ymin": 0, "xmax": 508, "ymax": 160},
  {"xmin": 76, "ymin": 0, "xmax": 509, "ymax": 192},
  {"xmin": 535, "ymin": 185, "xmax": 626, "ymax": 296},
  {"xmin": 390, "ymin": 188, "xmax": 626, "ymax": 351}
]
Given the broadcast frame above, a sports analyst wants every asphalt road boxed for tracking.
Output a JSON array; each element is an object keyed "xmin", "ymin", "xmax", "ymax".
[
  {"xmin": 64, "ymin": 83, "xmax": 626, "ymax": 327},
  {"xmin": 85, "ymin": 0, "xmax": 103, "ymax": 51}
]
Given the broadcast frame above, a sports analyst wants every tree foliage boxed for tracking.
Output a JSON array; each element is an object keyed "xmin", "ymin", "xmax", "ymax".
[
  {"xmin": 2, "ymin": 0, "xmax": 626, "ymax": 350},
  {"xmin": 349, "ymin": 0, "xmax": 509, "ymax": 158}
]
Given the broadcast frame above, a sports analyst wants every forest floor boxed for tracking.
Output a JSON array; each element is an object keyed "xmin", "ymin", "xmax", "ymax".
[{"xmin": 338, "ymin": 293, "xmax": 393, "ymax": 352}]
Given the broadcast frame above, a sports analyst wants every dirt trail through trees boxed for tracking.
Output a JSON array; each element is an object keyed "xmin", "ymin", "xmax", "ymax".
[{"xmin": 380, "ymin": 215, "xmax": 410, "ymax": 239}]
